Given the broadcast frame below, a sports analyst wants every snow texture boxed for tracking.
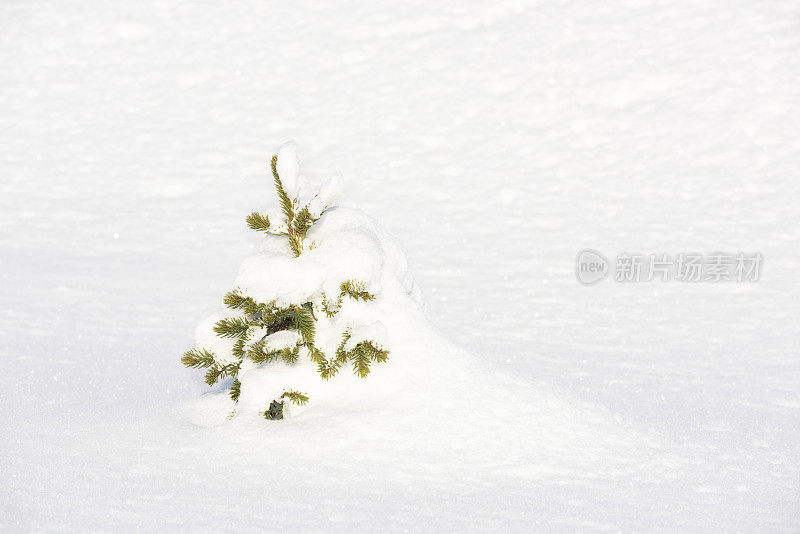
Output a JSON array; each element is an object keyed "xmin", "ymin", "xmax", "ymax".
[
  {"xmin": 307, "ymin": 173, "xmax": 343, "ymax": 219},
  {"xmin": 260, "ymin": 330, "xmax": 301, "ymax": 353},
  {"xmin": 1, "ymin": 0, "xmax": 799, "ymax": 531}
]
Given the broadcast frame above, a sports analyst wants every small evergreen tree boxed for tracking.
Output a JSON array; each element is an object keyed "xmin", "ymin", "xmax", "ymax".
[{"xmin": 182, "ymin": 146, "xmax": 389, "ymax": 420}]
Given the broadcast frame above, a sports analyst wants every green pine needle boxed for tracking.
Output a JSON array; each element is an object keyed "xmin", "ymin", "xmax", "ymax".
[
  {"xmin": 247, "ymin": 339, "xmax": 282, "ymax": 364},
  {"xmin": 245, "ymin": 212, "xmax": 271, "ymax": 232},
  {"xmin": 340, "ymin": 280, "xmax": 375, "ymax": 302},
  {"xmin": 213, "ymin": 317, "xmax": 249, "ymax": 339},
  {"xmin": 281, "ymin": 346, "xmax": 300, "ymax": 364},
  {"xmin": 286, "ymin": 232, "xmax": 303, "ymax": 257},
  {"xmin": 293, "ymin": 306, "xmax": 316, "ymax": 345},
  {"xmin": 271, "ymin": 154, "xmax": 295, "ymax": 223},
  {"xmin": 229, "ymin": 379, "xmax": 241, "ymax": 402},
  {"xmin": 243, "ymin": 299, "xmax": 260, "ymax": 316},
  {"xmin": 321, "ymin": 295, "xmax": 339, "ymax": 318},
  {"xmin": 292, "ymin": 207, "xmax": 314, "ymax": 238},
  {"xmin": 181, "ymin": 348, "xmax": 216, "ymax": 369},
  {"xmin": 282, "ymin": 390, "xmax": 309, "ymax": 406},
  {"xmin": 224, "ymin": 292, "xmax": 260, "ymax": 318},
  {"xmin": 263, "ymin": 399, "xmax": 284, "ymax": 420},
  {"xmin": 350, "ymin": 348, "xmax": 371, "ymax": 378},
  {"xmin": 223, "ymin": 290, "xmax": 247, "ymax": 310},
  {"xmin": 307, "ymin": 347, "xmax": 326, "ymax": 366},
  {"xmin": 232, "ymin": 338, "xmax": 246, "ymax": 360},
  {"xmin": 360, "ymin": 340, "xmax": 389, "ymax": 363},
  {"xmin": 318, "ymin": 360, "xmax": 342, "ymax": 380},
  {"xmin": 204, "ymin": 363, "xmax": 238, "ymax": 386}
]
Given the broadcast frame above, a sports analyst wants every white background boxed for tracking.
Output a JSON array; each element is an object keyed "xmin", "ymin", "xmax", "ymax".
[{"xmin": 1, "ymin": 1, "xmax": 798, "ymax": 531}]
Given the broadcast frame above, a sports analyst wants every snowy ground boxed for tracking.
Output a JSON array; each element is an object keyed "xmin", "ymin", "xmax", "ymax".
[{"xmin": 2, "ymin": 0, "xmax": 799, "ymax": 531}]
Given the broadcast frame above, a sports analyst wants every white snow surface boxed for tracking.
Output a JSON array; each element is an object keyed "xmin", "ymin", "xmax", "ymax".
[{"xmin": 1, "ymin": 0, "xmax": 799, "ymax": 531}]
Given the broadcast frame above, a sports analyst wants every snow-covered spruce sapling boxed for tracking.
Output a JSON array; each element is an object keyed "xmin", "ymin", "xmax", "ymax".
[{"xmin": 181, "ymin": 146, "xmax": 389, "ymax": 420}]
